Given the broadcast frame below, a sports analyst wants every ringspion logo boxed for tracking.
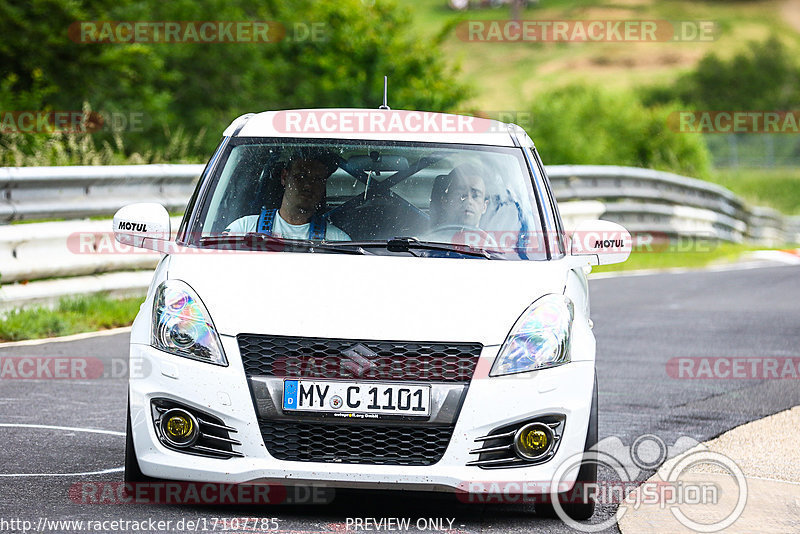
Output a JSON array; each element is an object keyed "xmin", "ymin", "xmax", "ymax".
[{"xmin": 457, "ymin": 434, "xmax": 746, "ymax": 532}]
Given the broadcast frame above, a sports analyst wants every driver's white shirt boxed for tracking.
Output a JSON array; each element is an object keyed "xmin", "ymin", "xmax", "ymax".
[{"xmin": 224, "ymin": 212, "xmax": 350, "ymax": 241}]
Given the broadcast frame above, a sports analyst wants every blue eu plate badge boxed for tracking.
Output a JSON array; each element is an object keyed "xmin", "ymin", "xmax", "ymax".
[{"xmin": 283, "ymin": 380, "xmax": 298, "ymax": 410}]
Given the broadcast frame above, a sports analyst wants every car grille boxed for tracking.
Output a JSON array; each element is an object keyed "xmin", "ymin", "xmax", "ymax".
[
  {"xmin": 237, "ymin": 334, "xmax": 482, "ymax": 382},
  {"xmin": 259, "ymin": 420, "xmax": 454, "ymax": 466}
]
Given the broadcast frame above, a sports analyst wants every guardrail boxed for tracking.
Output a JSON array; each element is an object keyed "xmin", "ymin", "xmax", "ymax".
[
  {"xmin": 0, "ymin": 164, "xmax": 204, "ymax": 222},
  {"xmin": 0, "ymin": 163, "xmax": 797, "ymax": 311},
  {"xmin": 2, "ymin": 163, "xmax": 796, "ymax": 243},
  {"xmin": 546, "ymin": 165, "xmax": 798, "ymax": 245}
]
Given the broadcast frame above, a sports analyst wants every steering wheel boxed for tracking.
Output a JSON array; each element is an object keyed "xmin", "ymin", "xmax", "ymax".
[{"xmin": 423, "ymin": 224, "xmax": 492, "ymax": 245}]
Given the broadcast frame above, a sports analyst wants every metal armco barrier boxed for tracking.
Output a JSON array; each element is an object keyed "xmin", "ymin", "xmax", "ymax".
[
  {"xmin": 0, "ymin": 164, "xmax": 798, "ymax": 310},
  {"xmin": 1, "ymin": 164, "xmax": 796, "ymax": 243},
  {"xmin": 0, "ymin": 164, "xmax": 204, "ymax": 222},
  {"xmin": 546, "ymin": 165, "xmax": 798, "ymax": 245}
]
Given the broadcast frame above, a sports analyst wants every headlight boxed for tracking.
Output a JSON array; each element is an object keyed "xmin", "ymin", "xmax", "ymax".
[
  {"xmin": 490, "ymin": 294, "xmax": 573, "ymax": 376},
  {"xmin": 151, "ymin": 280, "xmax": 227, "ymax": 366}
]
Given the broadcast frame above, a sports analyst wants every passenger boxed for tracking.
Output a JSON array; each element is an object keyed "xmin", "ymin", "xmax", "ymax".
[
  {"xmin": 225, "ymin": 149, "xmax": 350, "ymax": 241},
  {"xmin": 429, "ymin": 163, "xmax": 489, "ymax": 229}
]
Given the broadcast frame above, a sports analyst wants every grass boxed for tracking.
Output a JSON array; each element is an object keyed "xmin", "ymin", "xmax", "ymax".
[
  {"xmin": 703, "ymin": 167, "xmax": 800, "ymax": 215},
  {"xmin": 0, "ymin": 243, "xmax": 791, "ymax": 341},
  {"xmin": 400, "ymin": 0, "xmax": 800, "ymax": 216},
  {"xmin": 0, "ymin": 292, "xmax": 144, "ymax": 342},
  {"xmin": 403, "ymin": 0, "xmax": 800, "ymax": 112},
  {"xmin": 591, "ymin": 242, "xmax": 788, "ymax": 274},
  {"xmin": 0, "ymin": 126, "xmax": 205, "ymax": 167},
  {"xmin": 9, "ymin": 211, "xmax": 185, "ymax": 225}
]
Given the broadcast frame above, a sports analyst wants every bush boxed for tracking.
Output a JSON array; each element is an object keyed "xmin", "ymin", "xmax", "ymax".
[
  {"xmin": 642, "ymin": 36, "xmax": 800, "ymax": 111},
  {"xmin": 0, "ymin": 125, "xmax": 205, "ymax": 166},
  {"xmin": 528, "ymin": 85, "xmax": 711, "ymax": 178},
  {"xmin": 0, "ymin": 0, "xmax": 471, "ymax": 160}
]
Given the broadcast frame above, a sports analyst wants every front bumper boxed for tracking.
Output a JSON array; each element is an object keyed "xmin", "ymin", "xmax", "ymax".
[{"xmin": 129, "ymin": 336, "xmax": 595, "ymax": 494}]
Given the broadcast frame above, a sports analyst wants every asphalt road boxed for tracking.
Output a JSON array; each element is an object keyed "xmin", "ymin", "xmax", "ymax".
[{"xmin": 1, "ymin": 264, "xmax": 798, "ymax": 534}]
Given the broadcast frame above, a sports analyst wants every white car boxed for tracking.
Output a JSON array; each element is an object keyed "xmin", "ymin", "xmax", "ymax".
[{"xmin": 115, "ymin": 109, "xmax": 630, "ymax": 520}]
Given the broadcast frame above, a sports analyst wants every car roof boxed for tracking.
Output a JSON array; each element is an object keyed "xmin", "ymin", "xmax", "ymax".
[{"xmin": 223, "ymin": 109, "xmax": 532, "ymax": 147}]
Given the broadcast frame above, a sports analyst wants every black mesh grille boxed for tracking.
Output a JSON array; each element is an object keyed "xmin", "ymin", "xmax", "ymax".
[
  {"xmin": 259, "ymin": 420, "xmax": 454, "ymax": 466},
  {"xmin": 238, "ymin": 334, "xmax": 482, "ymax": 382}
]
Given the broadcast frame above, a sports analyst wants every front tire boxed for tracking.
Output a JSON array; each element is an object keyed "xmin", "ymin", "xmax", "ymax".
[
  {"xmin": 124, "ymin": 401, "xmax": 155, "ymax": 484},
  {"xmin": 536, "ymin": 374, "xmax": 598, "ymax": 521}
]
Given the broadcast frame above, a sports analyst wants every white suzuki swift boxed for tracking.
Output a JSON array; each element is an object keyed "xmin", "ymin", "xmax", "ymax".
[{"xmin": 115, "ymin": 109, "xmax": 630, "ymax": 520}]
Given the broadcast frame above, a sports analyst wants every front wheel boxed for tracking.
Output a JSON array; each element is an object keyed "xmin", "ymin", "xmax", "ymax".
[
  {"xmin": 124, "ymin": 401, "xmax": 155, "ymax": 484},
  {"xmin": 536, "ymin": 374, "xmax": 598, "ymax": 520}
]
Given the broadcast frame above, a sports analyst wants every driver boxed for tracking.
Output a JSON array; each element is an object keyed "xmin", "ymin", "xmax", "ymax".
[
  {"xmin": 224, "ymin": 149, "xmax": 350, "ymax": 241},
  {"xmin": 429, "ymin": 163, "xmax": 489, "ymax": 229}
]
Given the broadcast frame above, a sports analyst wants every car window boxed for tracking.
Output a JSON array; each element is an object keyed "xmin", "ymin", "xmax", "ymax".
[{"xmin": 195, "ymin": 139, "xmax": 548, "ymax": 260}]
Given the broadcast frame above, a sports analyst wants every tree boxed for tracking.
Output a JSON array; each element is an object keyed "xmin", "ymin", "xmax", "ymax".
[
  {"xmin": 529, "ymin": 85, "xmax": 711, "ymax": 178},
  {"xmin": 0, "ymin": 0, "xmax": 471, "ymax": 160},
  {"xmin": 644, "ymin": 36, "xmax": 800, "ymax": 111}
]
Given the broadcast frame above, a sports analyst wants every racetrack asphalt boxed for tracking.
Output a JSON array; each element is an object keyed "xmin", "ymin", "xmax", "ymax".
[{"xmin": 0, "ymin": 264, "xmax": 798, "ymax": 533}]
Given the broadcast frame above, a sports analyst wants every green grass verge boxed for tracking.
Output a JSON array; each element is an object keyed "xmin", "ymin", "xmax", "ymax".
[
  {"xmin": 10, "ymin": 211, "xmax": 185, "ymax": 225},
  {"xmin": 0, "ymin": 292, "xmax": 144, "ymax": 342},
  {"xmin": 0, "ymin": 243, "xmax": 790, "ymax": 341},
  {"xmin": 702, "ymin": 167, "xmax": 800, "ymax": 215},
  {"xmin": 404, "ymin": 0, "xmax": 800, "ymax": 111},
  {"xmin": 591, "ymin": 242, "xmax": 784, "ymax": 274}
]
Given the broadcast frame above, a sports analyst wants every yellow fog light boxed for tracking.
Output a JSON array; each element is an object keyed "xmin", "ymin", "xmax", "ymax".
[
  {"xmin": 514, "ymin": 423, "xmax": 554, "ymax": 460},
  {"xmin": 159, "ymin": 409, "xmax": 199, "ymax": 448}
]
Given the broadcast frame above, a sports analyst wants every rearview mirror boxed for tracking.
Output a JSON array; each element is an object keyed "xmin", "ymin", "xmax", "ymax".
[
  {"xmin": 570, "ymin": 220, "xmax": 632, "ymax": 265},
  {"xmin": 113, "ymin": 203, "xmax": 171, "ymax": 251},
  {"xmin": 347, "ymin": 154, "xmax": 409, "ymax": 173}
]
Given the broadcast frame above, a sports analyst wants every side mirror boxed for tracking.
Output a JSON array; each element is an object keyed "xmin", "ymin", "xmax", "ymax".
[
  {"xmin": 570, "ymin": 220, "xmax": 632, "ymax": 265},
  {"xmin": 113, "ymin": 203, "xmax": 171, "ymax": 252}
]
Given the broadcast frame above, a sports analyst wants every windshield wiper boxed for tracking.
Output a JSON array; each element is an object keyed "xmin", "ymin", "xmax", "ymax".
[
  {"xmin": 324, "ymin": 237, "xmax": 497, "ymax": 259},
  {"xmin": 389, "ymin": 237, "xmax": 496, "ymax": 259},
  {"xmin": 199, "ymin": 233, "xmax": 370, "ymax": 255}
]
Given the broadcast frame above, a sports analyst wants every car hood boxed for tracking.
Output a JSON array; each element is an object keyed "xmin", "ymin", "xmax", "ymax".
[{"xmin": 166, "ymin": 252, "xmax": 569, "ymax": 345}]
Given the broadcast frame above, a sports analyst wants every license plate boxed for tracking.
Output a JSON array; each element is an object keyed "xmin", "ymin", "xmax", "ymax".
[{"xmin": 283, "ymin": 380, "xmax": 431, "ymax": 417}]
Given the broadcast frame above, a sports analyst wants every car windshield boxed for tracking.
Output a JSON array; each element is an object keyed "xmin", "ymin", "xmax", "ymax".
[{"xmin": 195, "ymin": 138, "xmax": 547, "ymax": 260}]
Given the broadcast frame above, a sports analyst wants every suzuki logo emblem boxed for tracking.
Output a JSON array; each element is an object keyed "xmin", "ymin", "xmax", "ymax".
[{"xmin": 341, "ymin": 343, "xmax": 378, "ymax": 377}]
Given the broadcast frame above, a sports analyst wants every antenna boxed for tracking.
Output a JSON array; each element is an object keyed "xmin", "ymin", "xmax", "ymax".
[{"xmin": 378, "ymin": 76, "xmax": 390, "ymax": 110}]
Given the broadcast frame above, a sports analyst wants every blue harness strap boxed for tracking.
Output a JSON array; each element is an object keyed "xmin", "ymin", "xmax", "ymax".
[
  {"xmin": 257, "ymin": 208, "xmax": 327, "ymax": 240},
  {"xmin": 257, "ymin": 208, "xmax": 277, "ymax": 234},
  {"xmin": 308, "ymin": 213, "xmax": 327, "ymax": 241}
]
